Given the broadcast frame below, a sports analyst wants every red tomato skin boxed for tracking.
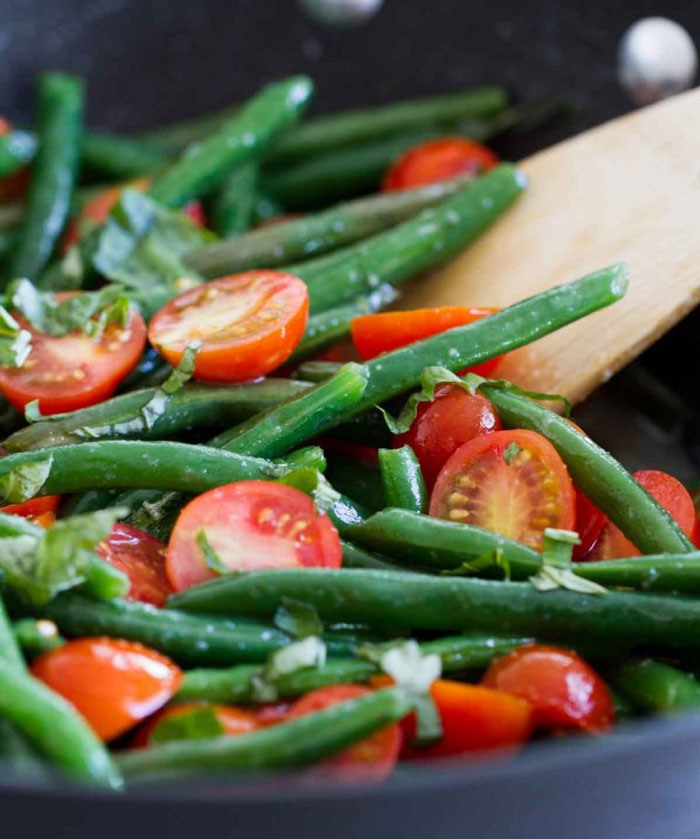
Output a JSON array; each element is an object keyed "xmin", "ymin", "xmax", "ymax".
[
  {"xmin": 394, "ymin": 384, "xmax": 502, "ymax": 488},
  {"xmin": 0, "ymin": 296, "xmax": 147, "ymax": 414},
  {"xmin": 0, "ymin": 495, "xmax": 60, "ymax": 518},
  {"xmin": 591, "ymin": 470, "xmax": 698, "ymax": 559},
  {"xmin": 31, "ymin": 637, "xmax": 182, "ymax": 741},
  {"xmin": 132, "ymin": 701, "xmax": 257, "ymax": 748},
  {"xmin": 287, "ymin": 685, "xmax": 400, "ymax": 783},
  {"xmin": 148, "ymin": 272, "xmax": 309, "ymax": 383},
  {"xmin": 181, "ymin": 200, "xmax": 206, "ymax": 227},
  {"xmin": 400, "ymin": 679, "xmax": 533, "ymax": 760},
  {"xmin": 429, "ymin": 429, "xmax": 576, "ymax": 548},
  {"xmin": 482, "ymin": 644, "xmax": 614, "ymax": 734},
  {"xmin": 166, "ymin": 481, "xmax": 342, "ymax": 592},
  {"xmin": 572, "ymin": 489, "xmax": 607, "ymax": 561},
  {"xmin": 382, "ymin": 138, "xmax": 499, "ymax": 191},
  {"xmin": 96, "ymin": 524, "xmax": 172, "ymax": 607}
]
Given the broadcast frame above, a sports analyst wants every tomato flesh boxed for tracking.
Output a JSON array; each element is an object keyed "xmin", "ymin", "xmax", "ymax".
[
  {"xmin": 394, "ymin": 384, "xmax": 501, "ymax": 488},
  {"xmin": 0, "ymin": 495, "xmax": 60, "ymax": 519},
  {"xmin": 382, "ymin": 138, "xmax": 499, "ymax": 191},
  {"xmin": 96, "ymin": 523, "xmax": 172, "ymax": 607},
  {"xmin": 166, "ymin": 480, "xmax": 342, "ymax": 592},
  {"xmin": 287, "ymin": 685, "xmax": 400, "ymax": 783},
  {"xmin": 0, "ymin": 294, "xmax": 147, "ymax": 414},
  {"xmin": 400, "ymin": 679, "xmax": 533, "ymax": 760},
  {"xmin": 351, "ymin": 306, "xmax": 502, "ymax": 377},
  {"xmin": 149, "ymin": 271, "xmax": 309, "ymax": 383},
  {"xmin": 482, "ymin": 644, "xmax": 614, "ymax": 734},
  {"xmin": 591, "ymin": 469, "xmax": 698, "ymax": 559},
  {"xmin": 429, "ymin": 429, "xmax": 575, "ymax": 549},
  {"xmin": 31, "ymin": 637, "xmax": 182, "ymax": 741}
]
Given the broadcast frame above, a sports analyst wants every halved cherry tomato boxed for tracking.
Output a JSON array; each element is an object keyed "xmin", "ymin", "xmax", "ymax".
[
  {"xmin": 394, "ymin": 384, "xmax": 501, "ymax": 488},
  {"xmin": 62, "ymin": 178, "xmax": 205, "ymax": 252},
  {"xmin": 351, "ymin": 306, "xmax": 502, "ymax": 377},
  {"xmin": 149, "ymin": 272, "xmax": 309, "ymax": 383},
  {"xmin": 132, "ymin": 701, "xmax": 257, "ymax": 748},
  {"xmin": 29, "ymin": 511, "xmax": 56, "ymax": 529},
  {"xmin": 572, "ymin": 489, "xmax": 607, "ymax": 561},
  {"xmin": 254, "ymin": 702, "xmax": 293, "ymax": 728},
  {"xmin": 0, "ymin": 293, "xmax": 147, "ymax": 414},
  {"xmin": 482, "ymin": 644, "xmax": 614, "ymax": 734},
  {"xmin": 287, "ymin": 685, "xmax": 400, "ymax": 783},
  {"xmin": 382, "ymin": 138, "xmax": 499, "ymax": 191},
  {"xmin": 166, "ymin": 481, "xmax": 342, "ymax": 592},
  {"xmin": 429, "ymin": 429, "xmax": 576, "ymax": 549},
  {"xmin": 0, "ymin": 117, "xmax": 30, "ymax": 203},
  {"xmin": 316, "ymin": 437, "xmax": 380, "ymax": 468},
  {"xmin": 396, "ymin": 679, "xmax": 532, "ymax": 760},
  {"xmin": 96, "ymin": 523, "xmax": 172, "ymax": 607},
  {"xmin": 590, "ymin": 469, "xmax": 699, "ymax": 559},
  {"xmin": 31, "ymin": 637, "xmax": 182, "ymax": 741},
  {"xmin": 0, "ymin": 495, "xmax": 60, "ymax": 519}
]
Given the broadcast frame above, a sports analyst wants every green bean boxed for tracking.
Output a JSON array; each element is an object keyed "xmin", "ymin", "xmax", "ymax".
[
  {"xmin": 0, "ymin": 511, "xmax": 129, "ymax": 601},
  {"xmin": 265, "ymin": 86, "xmax": 507, "ymax": 167},
  {"xmin": 136, "ymin": 105, "xmax": 241, "ymax": 153},
  {"xmin": 215, "ymin": 363, "xmax": 368, "ymax": 458},
  {"xmin": 148, "ymin": 76, "xmax": 313, "ymax": 208},
  {"xmin": 279, "ymin": 445, "xmax": 327, "ymax": 473},
  {"xmin": 250, "ymin": 191, "xmax": 285, "ymax": 225},
  {"xmin": 8, "ymin": 74, "xmax": 84, "ymax": 281},
  {"xmin": 290, "ymin": 165, "xmax": 524, "ymax": 314},
  {"xmin": 287, "ymin": 285, "xmax": 399, "ymax": 365},
  {"xmin": 81, "ymin": 132, "xmax": 168, "ymax": 179},
  {"xmin": 481, "ymin": 386, "xmax": 694, "ymax": 555},
  {"xmin": 0, "ymin": 228, "xmax": 17, "ymax": 264},
  {"xmin": 0, "ymin": 596, "xmax": 24, "ymax": 670},
  {"xmin": 341, "ymin": 540, "xmax": 410, "ymax": 572},
  {"xmin": 610, "ymin": 659, "xmax": 700, "ymax": 713},
  {"xmin": 0, "ymin": 130, "xmax": 37, "ymax": 177},
  {"xmin": 378, "ymin": 447, "xmax": 427, "ymax": 514},
  {"xmin": 117, "ymin": 686, "xmax": 411, "ymax": 781},
  {"xmin": 0, "ymin": 440, "xmax": 285, "ymax": 501},
  {"xmin": 3, "ymin": 379, "xmax": 314, "ymax": 452},
  {"xmin": 168, "ymin": 566, "xmax": 700, "ymax": 650},
  {"xmin": 0, "ymin": 395, "xmax": 22, "ymax": 438},
  {"xmin": 0, "ymin": 201, "xmax": 23, "ymax": 230},
  {"xmin": 214, "ymin": 265, "xmax": 628, "ymax": 459},
  {"xmin": 58, "ymin": 489, "xmax": 124, "ymax": 517},
  {"xmin": 0, "ymin": 657, "xmax": 122, "ymax": 788},
  {"xmin": 187, "ymin": 177, "xmax": 472, "ymax": 278},
  {"xmin": 325, "ymin": 453, "xmax": 385, "ymax": 513},
  {"xmin": 0, "ymin": 718, "xmax": 49, "ymax": 777},
  {"xmin": 12, "ymin": 618, "xmax": 64, "ymax": 659},
  {"xmin": 210, "ymin": 162, "xmax": 258, "ymax": 237},
  {"xmin": 327, "ymin": 495, "xmax": 371, "ymax": 536}
]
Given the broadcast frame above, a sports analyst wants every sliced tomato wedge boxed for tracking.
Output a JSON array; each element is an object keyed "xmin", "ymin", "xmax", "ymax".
[
  {"xmin": 0, "ymin": 495, "xmax": 60, "ymax": 519},
  {"xmin": 149, "ymin": 271, "xmax": 309, "ymax": 383},
  {"xmin": 393, "ymin": 384, "xmax": 501, "ymax": 488},
  {"xmin": 382, "ymin": 138, "xmax": 499, "ymax": 191},
  {"xmin": 429, "ymin": 429, "xmax": 576, "ymax": 549},
  {"xmin": 0, "ymin": 293, "xmax": 147, "ymax": 414},
  {"xmin": 96, "ymin": 523, "xmax": 172, "ymax": 607},
  {"xmin": 166, "ymin": 481, "xmax": 342, "ymax": 592},
  {"xmin": 132, "ymin": 701, "xmax": 258, "ymax": 748},
  {"xmin": 31, "ymin": 637, "xmax": 182, "ymax": 741},
  {"xmin": 482, "ymin": 644, "xmax": 614, "ymax": 734},
  {"xmin": 287, "ymin": 685, "xmax": 400, "ymax": 783},
  {"xmin": 591, "ymin": 469, "xmax": 699, "ymax": 559},
  {"xmin": 351, "ymin": 306, "xmax": 502, "ymax": 377},
  {"xmin": 398, "ymin": 679, "xmax": 533, "ymax": 760}
]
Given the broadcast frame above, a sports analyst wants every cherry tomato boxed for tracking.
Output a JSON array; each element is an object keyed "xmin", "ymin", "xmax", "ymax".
[
  {"xmin": 31, "ymin": 637, "xmax": 182, "ymax": 741},
  {"xmin": 429, "ymin": 429, "xmax": 576, "ymax": 549},
  {"xmin": 0, "ymin": 293, "xmax": 147, "ymax": 414},
  {"xmin": 28, "ymin": 511, "xmax": 56, "ymax": 529},
  {"xmin": 351, "ymin": 306, "xmax": 502, "ymax": 377},
  {"xmin": 572, "ymin": 489, "xmax": 607, "ymax": 561},
  {"xmin": 149, "ymin": 271, "xmax": 309, "ymax": 383},
  {"xmin": 0, "ymin": 495, "xmax": 60, "ymax": 519},
  {"xmin": 399, "ymin": 679, "xmax": 533, "ymax": 760},
  {"xmin": 590, "ymin": 469, "xmax": 699, "ymax": 559},
  {"xmin": 181, "ymin": 199, "xmax": 207, "ymax": 228},
  {"xmin": 394, "ymin": 384, "xmax": 501, "ymax": 488},
  {"xmin": 316, "ymin": 437, "xmax": 379, "ymax": 468},
  {"xmin": 132, "ymin": 701, "xmax": 257, "ymax": 748},
  {"xmin": 382, "ymin": 138, "xmax": 499, "ymax": 191},
  {"xmin": 166, "ymin": 481, "xmax": 342, "ymax": 592},
  {"xmin": 482, "ymin": 644, "xmax": 614, "ymax": 734},
  {"xmin": 287, "ymin": 685, "xmax": 400, "ymax": 783},
  {"xmin": 96, "ymin": 523, "xmax": 172, "ymax": 608},
  {"xmin": 254, "ymin": 702, "xmax": 293, "ymax": 728},
  {"xmin": 0, "ymin": 117, "xmax": 30, "ymax": 203}
]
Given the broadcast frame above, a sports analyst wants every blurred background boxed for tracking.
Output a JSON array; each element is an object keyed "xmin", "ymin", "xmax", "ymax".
[{"xmin": 2, "ymin": 0, "xmax": 699, "ymax": 475}]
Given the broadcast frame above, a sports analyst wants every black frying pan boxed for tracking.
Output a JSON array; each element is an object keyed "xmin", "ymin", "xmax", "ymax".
[{"xmin": 1, "ymin": 1, "xmax": 700, "ymax": 835}]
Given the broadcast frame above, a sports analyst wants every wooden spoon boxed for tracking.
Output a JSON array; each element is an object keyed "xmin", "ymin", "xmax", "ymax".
[{"xmin": 399, "ymin": 87, "xmax": 700, "ymax": 404}]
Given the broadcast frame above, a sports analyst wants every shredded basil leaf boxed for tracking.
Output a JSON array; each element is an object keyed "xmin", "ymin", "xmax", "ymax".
[
  {"xmin": 0, "ymin": 305, "xmax": 32, "ymax": 368},
  {"xmin": 149, "ymin": 706, "xmax": 225, "ymax": 745},
  {"xmin": 196, "ymin": 529, "xmax": 228, "ymax": 576},
  {"xmin": 542, "ymin": 527, "xmax": 580, "ymax": 565},
  {"xmin": 24, "ymin": 400, "xmax": 42, "ymax": 424},
  {"xmin": 0, "ymin": 457, "xmax": 53, "ymax": 504},
  {"xmin": 503, "ymin": 442, "xmax": 522, "ymax": 465},
  {"xmin": 161, "ymin": 341, "xmax": 201, "ymax": 394},
  {"xmin": 251, "ymin": 637, "xmax": 327, "ymax": 703},
  {"xmin": 530, "ymin": 528, "xmax": 606, "ymax": 595},
  {"xmin": 440, "ymin": 547, "xmax": 511, "ymax": 580},
  {"xmin": 278, "ymin": 467, "xmax": 341, "ymax": 514},
  {"xmin": 273, "ymin": 597, "xmax": 324, "ymax": 639}
]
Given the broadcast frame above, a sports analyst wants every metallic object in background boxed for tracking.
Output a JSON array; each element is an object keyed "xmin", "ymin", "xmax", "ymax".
[
  {"xmin": 618, "ymin": 17, "xmax": 698, "ymax": 105},
  {"xmin": 298, "ymin": 0, "xmax": 384, "ymax": 28}
]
